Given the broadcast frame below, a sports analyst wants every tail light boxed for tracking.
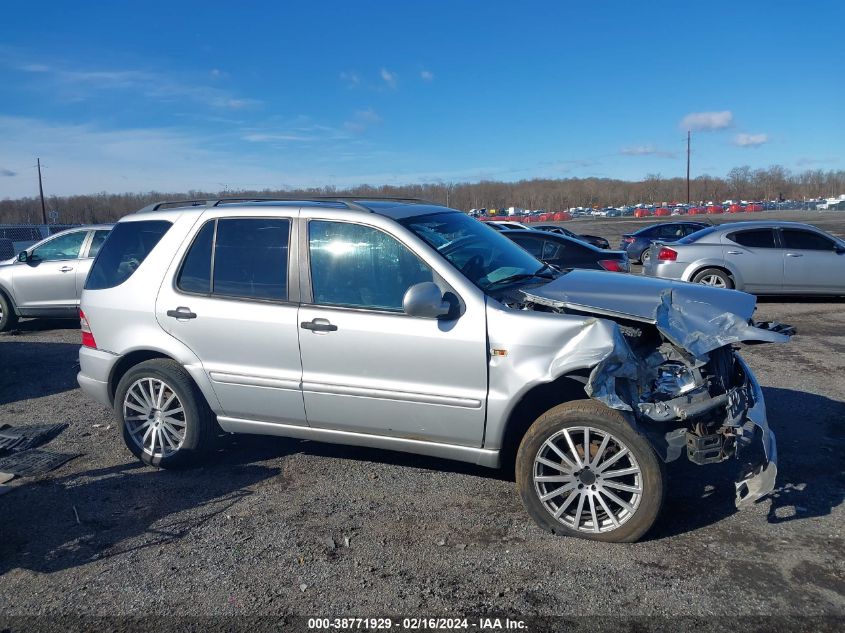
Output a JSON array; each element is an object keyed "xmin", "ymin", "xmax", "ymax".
[
  {"xmin": 622, "ymin": 236, "xmax": 635, "ymax": 243},
  {"xmin": 598, "ymin": 259, "xmax": 627, "ymax": 272},
  {"xmin": 657, "ymin": 247, "xmax": 678, "ymax": 261},
  {"xmin": 80, "ymin": 310, "xmax": 97, "ymax": 349}
]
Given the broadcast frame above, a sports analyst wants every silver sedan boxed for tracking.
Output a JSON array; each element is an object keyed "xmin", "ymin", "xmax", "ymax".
[{"xmin": 642, "ymin": 221, "xmax": 845, "ymax": 295}]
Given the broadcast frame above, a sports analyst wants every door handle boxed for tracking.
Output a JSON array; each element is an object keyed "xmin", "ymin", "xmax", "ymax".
[
  {"xmin": 786, "ymin": 253, "xmax": 803, "ymax": 258},
  {"xmin": 301, "ymin": 318, "xmax": 338, "ymax": 333},
  {"xmin": 726, "ymin": 251, "xmax": 742, "ymax": 255},
  {"xmin": 60, "ymin": 266, "xmax": 74, "ymax": 272},
  {"xmin": 166, "ymin": 307, "xmax": 197, "ymax": 319}
]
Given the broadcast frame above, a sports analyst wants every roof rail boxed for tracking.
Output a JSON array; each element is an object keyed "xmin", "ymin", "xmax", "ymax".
[{"xmin": 136, "ymin": 195, "xmax": 437, "ymax": 214}]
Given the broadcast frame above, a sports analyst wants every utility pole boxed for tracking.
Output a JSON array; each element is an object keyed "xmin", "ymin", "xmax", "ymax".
[
  {"xmin": 37, "ymin": 158, "xmax": 47, "ymax": 224},
  {"xmin": 686, "ymin": 131, "xmax": 691, "ymax": 205}
]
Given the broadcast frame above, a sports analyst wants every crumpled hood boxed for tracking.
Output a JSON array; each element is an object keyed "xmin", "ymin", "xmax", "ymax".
[{"xmin": 522, "ymin": 270, "xmax": 790, "ymax": 358}]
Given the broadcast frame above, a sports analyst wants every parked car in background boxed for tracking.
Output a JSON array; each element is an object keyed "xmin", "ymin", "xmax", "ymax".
[
  {"xmin": 620, "ymin": 222, "xmax": 709, "ymax": 263},
  {"xmin": 643, "ymin": 221, "xmax": 845, "ymax": 294},
  {"xmin": 502, "ymin": 229, "xmax": 629, "ymax": 272},
  {"xmin": 77, "ymin": 197, "xmax": 788, "ymax": 542},
  {"xmin": 532, "ymin": 224, "xmax": 610, "ymax": 249},
  {"xmin": 487, "ymin": 220, "xmax": 530, "ymax": 231},
  {"xmin": 0, "ymin": 225, "xmax": 113, "ymax": 331}
]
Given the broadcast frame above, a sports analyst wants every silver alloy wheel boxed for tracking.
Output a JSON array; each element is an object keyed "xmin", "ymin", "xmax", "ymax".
[
  {"xmin": 641, "ymin": 249, "xmax": 651, "ymax": 263},
  {"xmin": 698, "ymin": 274, "xmax": 727, "ymax": 288},
  {"xmin": 123, "ymin": 377, "xmax": 187, "ymax": 458},
  {"xmin": 533, "ymin": 426, "xmax": 643, "ymax": 533}
]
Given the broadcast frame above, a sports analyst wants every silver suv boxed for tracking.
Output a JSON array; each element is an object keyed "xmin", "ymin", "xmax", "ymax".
[
  {"xmin": 0, "ymin": 225, "xmax": 112, "ymax": 331},
  {"xmin": 77, "ymin": 198, "xmax": 790, "ymax": 542}
]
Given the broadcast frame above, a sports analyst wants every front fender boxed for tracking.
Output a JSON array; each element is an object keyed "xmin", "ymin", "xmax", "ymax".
[{"xmin": 484, "ymin": 301, "xmax": 624, "ymax": 450}]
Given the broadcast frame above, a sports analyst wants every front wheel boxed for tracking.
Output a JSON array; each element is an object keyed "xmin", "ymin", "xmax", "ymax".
[
  {"xmin": 640, "ymin": 248, "xmax": 652, "ymax": 264},
  {"xmin": 114, "ymin": 359, "xmax": 215, "ymax": 468},
  {"xmin": 516, "ymin": 400, "xmax": 665, "ymax": 542}
]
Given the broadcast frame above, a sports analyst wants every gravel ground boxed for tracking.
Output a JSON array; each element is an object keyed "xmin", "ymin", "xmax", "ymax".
[{"xmin": 0, "ymin": 210, "xmax": 843, "ymax": 625}]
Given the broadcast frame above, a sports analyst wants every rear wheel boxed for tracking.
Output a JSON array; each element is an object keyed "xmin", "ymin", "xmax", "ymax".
[
  {"xmin": 640, "ymin": 248, "xmax": 652, "ymax": 264},
  {"xmin": 0, "ymin": 292, "xmax": 19, "ymax": 332},
  {"xmin": 516, "ymin": 400, "xmax": 665, "ymax": 542},
  {"xmin": 114, "ymin": 359, "xmax": 215, "ymax": 468},
  {"xmin": 692, "ymin": 268, "xmax": 733, "ymax": 289}
]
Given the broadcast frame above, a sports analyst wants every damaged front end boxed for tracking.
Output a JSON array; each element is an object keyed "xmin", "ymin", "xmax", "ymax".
[{"xmin": 517, "ymin": 271, "xmax": 792, "ymax": 507}]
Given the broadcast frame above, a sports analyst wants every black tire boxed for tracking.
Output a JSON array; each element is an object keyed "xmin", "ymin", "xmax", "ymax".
[
  {"xmin": 515, "ymin": 400, "xmax": 665, "ymax": 543},
  {"xmin": 691, "ymin": 267, "xmax": 733, "ymax": 289},
  {"xmin": 0, "ymin": 291, "xmax": 19, "ymax": 333},
  {"xmin": 114, "ymin": 359, "xmax": 215, "ymax": 468}
]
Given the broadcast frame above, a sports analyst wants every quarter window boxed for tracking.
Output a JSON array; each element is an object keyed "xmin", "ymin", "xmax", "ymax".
[
  {"xmin": 729, "ymin": 229, "xmax": 777, "ymax": 248},
  {"xmin": 32, "ymin": 231, "xmax": 87, "ymax": 261},
  {"xmin": 85, "ymin": 220, "xmax": 171, "ymax": 290},
  {"xmin": 781, "ymin": 229, "xmax": 835, "ymax": 251},
  {"xmin": 309, "ymin": 221, "xmax": 434, "ymax": 311},
  {"xmin": 176, "ymin": 218, "xmax": 290, "ymax": 301}
]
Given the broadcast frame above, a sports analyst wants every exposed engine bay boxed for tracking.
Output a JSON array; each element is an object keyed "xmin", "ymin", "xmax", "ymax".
[{"xmin": 494, "ymin": 270, "xmax": 794, "ymax": 507}]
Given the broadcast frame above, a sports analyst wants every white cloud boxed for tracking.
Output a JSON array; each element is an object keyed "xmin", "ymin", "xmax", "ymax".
[
  {"xmin": 733, "ymin": 133, "xmax": 768, "ymax": 147},
  {"xmin": 339, "ymin": 71, "xmax": 360, "ymax": 88},
  {"xmin": 344, "ymin": 108, "xmax": 382, "ymax": 133},
  {"xmin": 796, "ymin": 156, "xmax": 837, "ymax": 166},
  {"xmin": 13, "ymin": 60, "xmax": 260, "ymax": 110},
  {"xmin": 620, "ymin": 145, "xmax": 676, "ymax": 158},
  {"xmin": 242, "ymin": 133, "xmax": 316, "ymax": 143},
  {"xmin": 420, "ymin": 69, "xmax": 434, "ymax": 82},
  {"xmin": 680, "ymin": 110, "xmax": 733, "ymax": 131},
  {"xmin": 380, "ymin": 68, "xmax": 398, "ymax": 89}
]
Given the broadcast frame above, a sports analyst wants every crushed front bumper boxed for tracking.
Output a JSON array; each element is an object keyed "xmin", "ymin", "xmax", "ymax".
[{"xmin": 734, "ymin": 355, "xmax": 777, "ymax": 507}]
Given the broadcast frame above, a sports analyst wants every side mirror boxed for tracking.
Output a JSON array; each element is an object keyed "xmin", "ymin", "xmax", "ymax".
[
  {"xmin": 403, "ymin": 282, "xmax": 450, "ymax": 319},
  {"xmin": 835, "ymin": 245, "xmax": 845, "ymax": 254},
  {"xmin": 17, "ymin": 251, "xmax": 29, "ymax": 263}
]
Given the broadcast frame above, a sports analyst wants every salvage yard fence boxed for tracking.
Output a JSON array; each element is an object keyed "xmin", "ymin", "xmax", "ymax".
[{"xmin": 0, "ymin": 224, "xmax": 81, "ymax": 259}]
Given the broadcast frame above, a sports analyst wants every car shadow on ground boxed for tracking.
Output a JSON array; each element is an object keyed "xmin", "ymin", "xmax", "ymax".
[
  {"xmin": 3, "ymin": 317, "xmax": 79, "ymax": 333},
  {"xmin": 648, "ymin": 386, "xmax": 844, "ymax": 539},
  {"xmin": 756, "ymin": 296, "xmax": 845, "ymax": 304},
  {"xmin": 0, "ymin": 341, "xmax": 80, "ymax": 405},
  {"xmin": 0, "ymin": 450, "xmax": 283, "ymax": 575}
]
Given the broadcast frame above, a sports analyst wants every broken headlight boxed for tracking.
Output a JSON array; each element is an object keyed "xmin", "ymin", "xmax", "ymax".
[{"xmin": 653, "ymin": 362, "xmax": 699, "ymax": 398}]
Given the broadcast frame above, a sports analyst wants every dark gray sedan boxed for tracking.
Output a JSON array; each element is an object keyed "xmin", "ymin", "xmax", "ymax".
[{"xmin": 643, "ymin": 221, "xmax": 845, "ymax": 295}]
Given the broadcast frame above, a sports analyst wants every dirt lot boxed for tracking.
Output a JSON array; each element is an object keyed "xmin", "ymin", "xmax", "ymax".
[{"xmin": 0, "ymin": 210, "xmax": 844, "ymax": 625}]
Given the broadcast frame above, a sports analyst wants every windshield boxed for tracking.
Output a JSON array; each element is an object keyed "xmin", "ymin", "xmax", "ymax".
[{"xmin": 400, "ymin": 212, "xmax": 548, "ymax": 291}]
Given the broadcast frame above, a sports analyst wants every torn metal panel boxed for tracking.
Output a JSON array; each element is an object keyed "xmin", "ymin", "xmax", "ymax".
[{"xmin": 521, "ymin": 270, "xmax": 791, "ymax": 359}]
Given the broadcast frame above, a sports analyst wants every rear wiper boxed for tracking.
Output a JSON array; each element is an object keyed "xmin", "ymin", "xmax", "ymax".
[{"xmin": 486, "ymin": 264, "xmax": 556, "ymax": 290}]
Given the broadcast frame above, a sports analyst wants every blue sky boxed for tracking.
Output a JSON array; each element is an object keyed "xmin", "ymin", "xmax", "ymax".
[{"xmin": 1, "ymin": 1, "xmax": 842, "ymax": 198}]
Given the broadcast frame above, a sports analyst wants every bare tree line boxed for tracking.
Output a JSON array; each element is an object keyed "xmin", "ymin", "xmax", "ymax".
[{"xmin": 1, "ymin": 164, "xmax": 843, "ymax": 224}]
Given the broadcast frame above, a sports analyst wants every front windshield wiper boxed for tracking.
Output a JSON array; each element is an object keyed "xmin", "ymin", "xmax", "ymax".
[{"xmin": 485, "ymin": 264, "xmax": 557, "ymax": 290}]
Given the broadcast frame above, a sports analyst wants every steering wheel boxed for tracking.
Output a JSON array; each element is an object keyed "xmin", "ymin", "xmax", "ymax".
[{"xmin": 460, "ymin": 254, "xmax": 485, "ymax": 279}]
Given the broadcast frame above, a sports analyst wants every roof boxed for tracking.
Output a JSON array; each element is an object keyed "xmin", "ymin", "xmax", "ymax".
[
  {"xmin": 707, "ymin": 220, "xmax": 828, "ymax": 231},
  {"xmin": 130, "ymin": 196, "xmax": 455, "ymax": 221}
]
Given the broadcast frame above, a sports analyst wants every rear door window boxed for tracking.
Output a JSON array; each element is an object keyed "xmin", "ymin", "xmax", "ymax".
[
  {"xmin": 781, "ymin": 229, "xmax": 836, "ymax": 251},
  {"xmin": 176, "ymin": 218, "xmax": 290, "ymax": 301},
  {"xmin": 728, "ymin": 229, "xmax": 777, "ymax": 248},
  {"xmin": 85, "ymin": 220, "xmax": 171, "ymax": 290}
]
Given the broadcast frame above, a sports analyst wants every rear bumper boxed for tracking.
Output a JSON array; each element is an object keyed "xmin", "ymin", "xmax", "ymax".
[
  {"xmin": 77, "ymin": 346, "xmax": 118, "ymax": 408},
  {"xmin": 642, "ymin": 259, "xmax": 690, "ymax": 280}
]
